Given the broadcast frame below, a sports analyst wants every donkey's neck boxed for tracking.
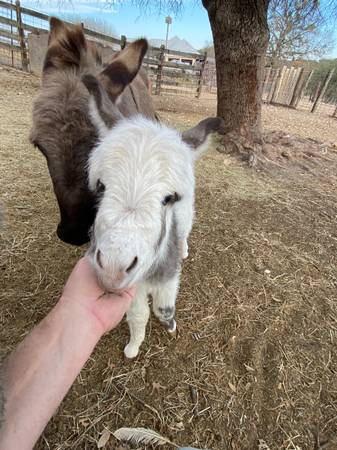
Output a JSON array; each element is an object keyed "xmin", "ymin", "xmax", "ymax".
[{"xmin": 117, "ymin": 78, "xmax": 157, "ymax": 121}]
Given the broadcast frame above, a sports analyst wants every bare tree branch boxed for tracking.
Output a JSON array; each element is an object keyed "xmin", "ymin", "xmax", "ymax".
[{"xmin": 267, "ymin": 0, "xmax": 333, "ymax": 64}]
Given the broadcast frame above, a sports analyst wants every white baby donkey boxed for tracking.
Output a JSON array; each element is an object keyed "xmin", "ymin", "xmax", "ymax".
[{"xmin": 87, "ymin": 90, "xmax": 222, "ymax": 358}]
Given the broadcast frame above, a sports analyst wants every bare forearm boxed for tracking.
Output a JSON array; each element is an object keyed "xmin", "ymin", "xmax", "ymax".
[{"xmin": 0, "ymin": 299, "xmax": 102, "ymax": 450}]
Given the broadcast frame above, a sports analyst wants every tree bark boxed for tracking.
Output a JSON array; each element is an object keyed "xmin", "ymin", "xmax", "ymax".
[{"xmin": 202, "ymin": 0, "xmax": 270, "ymax": 162}]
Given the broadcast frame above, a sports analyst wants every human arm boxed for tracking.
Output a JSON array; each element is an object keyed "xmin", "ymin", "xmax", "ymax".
[{"xmin": 0, "ymin": 257, "xmax": 134, "ymax": 450}]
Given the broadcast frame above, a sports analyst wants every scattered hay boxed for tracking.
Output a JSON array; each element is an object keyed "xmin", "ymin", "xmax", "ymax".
[{"xmin": 1, "ymin": 68, "xmax": 337, "ymax": 449}]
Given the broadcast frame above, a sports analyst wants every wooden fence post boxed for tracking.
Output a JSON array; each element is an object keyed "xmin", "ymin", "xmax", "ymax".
[
  {"xmin": 155, "ymin": 45, "xmax": 165, "ymax": 96},
  {"xmin": 262, "ymin": 66, "xmax": 271, "ymax": 101},
  {"xmin": 10, "ymin": 0, "xmax": 14, "ymax": 67},
  {"xmin": 311, "ymin": 81, "xmax": 321, "ymax": 103},
  {"xmin": 266, "ymin": 68, "xmax": 279, "ymax": 103},
  {"xmin": 15, "ymin": 0, "xmax": 29, "ymax": 71},
  {"xmin": 302, "ymin": 70, "xmax": 314, "ymax": 98},
  {"xmin": 311, "ymin": 68, "xmax": 334, "ymax": 113},
  {"xmin": 195, "ymin": 52, "xmax": 207, "ymax": 98},
  {"xmin": 280, "ymin": 67, "xmax": 291, "ymax": 104},
  {"xmin": 287, "ymin": 67, "xmax": 300, "ymax": 105},
  {"xmin": 289, "ymin": 67, "xmax": 304, "ymax": 108},
  {"xmin": 271, "ymin": 66, "xmax": 286, "ymax": 103},
  {"xmin": 120, "ymin": 35, "xmax": 127, "ymax": 50},
  {"xmin": 291, "ymin": 69, "xmax": 313, "ymax": 108},
  {"xmin": 263, "ymin": 67, "xmax": 271, "ymax": 89}
]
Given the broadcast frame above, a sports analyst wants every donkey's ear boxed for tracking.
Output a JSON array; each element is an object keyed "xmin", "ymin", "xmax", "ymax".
[
  {"xmin": 48, "ymin": 17, "xmax": 68, "ymax": 44},
  {"xmin": 43, "ymin": 17, "xmax": 87, "ymax": 71},
  {"xmin": 98, "ymin": 39, "xmax": 148, "ymax": 101},
  {"xmin": 182, "ymin": 117, "xmax": 224, "ymax": 158},
  {"xmin": 82, "ymin": 74, "xmax": 122, "ymax": 137}
]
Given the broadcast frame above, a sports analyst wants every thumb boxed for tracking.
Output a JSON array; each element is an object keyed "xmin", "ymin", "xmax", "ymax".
[{"xmin": 96, "ymin": 287, "xmax": 136, "ymax": 331}]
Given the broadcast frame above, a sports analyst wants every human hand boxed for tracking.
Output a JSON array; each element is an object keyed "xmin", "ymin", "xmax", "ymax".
[{"xmin": 60, "ymin": 257, "xmax": 135, "ymax": 336}]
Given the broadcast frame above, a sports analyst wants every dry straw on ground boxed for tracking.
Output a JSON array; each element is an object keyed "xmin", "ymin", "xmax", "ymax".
[{"xmin": 1, "ymin": 67, "xmax": 337, "ymax": 449}]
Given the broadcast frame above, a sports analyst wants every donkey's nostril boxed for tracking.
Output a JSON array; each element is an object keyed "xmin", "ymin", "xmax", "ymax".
[
  {"xmin": 126, "ymin": 256, "xmax": 138, "ymax": 273},
  {"xmin": 96, "ymin": 249, "xmax": 103, "ymax": 268}
]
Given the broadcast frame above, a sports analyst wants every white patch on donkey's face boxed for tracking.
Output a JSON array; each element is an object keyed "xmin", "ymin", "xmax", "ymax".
[{"xmin": 88, "ymin": 116, "xmax": 195, "ymax": 291}]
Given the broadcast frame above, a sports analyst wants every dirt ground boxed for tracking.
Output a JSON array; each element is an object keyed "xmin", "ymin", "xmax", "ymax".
[
  {"xmin": 1, "ymin": 67, "xmax": 337, "ymax": 450},
  {"xmin": 153, "ymin": 94, "xmax": 337, "ymax": 144}
]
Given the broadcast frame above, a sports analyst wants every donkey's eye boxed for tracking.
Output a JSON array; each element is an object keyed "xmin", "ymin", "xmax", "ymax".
[
  {"xmin": 162, "ymin": 194, "xmax": 173, "ymax": 206},
  {"xmin": 96, "ymin": 179, "xmax": 105, "ymax": 194},
  {"xmin": 162, "ymin": 192, "xmax": 181, "ymax": 206}
]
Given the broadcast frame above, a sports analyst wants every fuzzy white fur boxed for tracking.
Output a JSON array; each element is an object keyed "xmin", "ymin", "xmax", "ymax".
[{"xmin": 88, "ymin": 115, "xmax": 208, "ymax": 358}]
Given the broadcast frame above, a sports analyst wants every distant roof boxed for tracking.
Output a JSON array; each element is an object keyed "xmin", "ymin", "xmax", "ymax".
[{"xmin": 149, "ymin": 36, "xmax": 199, "ymax": 54}]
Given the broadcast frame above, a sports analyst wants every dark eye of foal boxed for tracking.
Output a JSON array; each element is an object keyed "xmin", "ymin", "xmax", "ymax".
[
  {"xmin": 96, "ymin": 179, "xmax": 105, "ymax": 194},
  {"xmin": 162, "ymin": 192, "xmax": 181, "ymax": 206}
]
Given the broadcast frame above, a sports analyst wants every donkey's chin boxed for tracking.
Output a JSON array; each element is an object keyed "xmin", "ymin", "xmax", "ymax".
[{"xmin": 98, "ymin": 274, "xmax": 134, "ymax": 294}]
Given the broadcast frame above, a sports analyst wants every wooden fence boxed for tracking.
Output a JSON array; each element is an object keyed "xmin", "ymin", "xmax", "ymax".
[
  {"xmin": 0, "ymin": 0, "xmax": 206, "ymax": 97},
  {"xmin": 261, "ymin": 65, "xmax": 337, "ymax": 116},
  {"xmin": 262, "ymin": 66, "xmax": 308, "ymax": 106}
]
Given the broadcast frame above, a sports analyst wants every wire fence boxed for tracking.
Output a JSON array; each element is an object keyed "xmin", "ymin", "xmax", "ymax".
[
  {"xmin": 297, "ymin": 69, "xmax": 337, "ymax": 116},
  {"xmin": 0, "ymin": 1, "xmax": 21, "ymax": 68}
]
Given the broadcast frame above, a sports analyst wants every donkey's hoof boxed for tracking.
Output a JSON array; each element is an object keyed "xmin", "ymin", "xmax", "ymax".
[
  {"xmin": 124, "ymin": 343, "xmax": 139, "ymax": 359},
  {"xmin": 166, "ymin": 319, "xmax": 177, "ymax": 337},
  {"xmin": 168, "ymin": 330, "xmax": 177, "ymax": 338}
]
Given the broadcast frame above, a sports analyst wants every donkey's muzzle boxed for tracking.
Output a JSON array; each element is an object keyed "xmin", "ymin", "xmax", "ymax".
[{"xmin": 57, "ymin": 222, "xmax": 90, "ymax": 246}]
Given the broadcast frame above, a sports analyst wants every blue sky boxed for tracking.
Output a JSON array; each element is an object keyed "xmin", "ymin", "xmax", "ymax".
[{"xmin": 22, "ymin": 0, "xmax": 212, "ymax": 51}]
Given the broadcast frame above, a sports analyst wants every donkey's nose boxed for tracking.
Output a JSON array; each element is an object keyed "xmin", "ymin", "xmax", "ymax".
[
  {"xmin": 126, "ymin": 256, "xmax": 138, "ymax": 273},
  {"xmin": 57, "ymin": 222, "xmax": 89, "ymax": 246},
  {"xmin": 96, "ymin": 249, "xmax": 104, "ymax": 268},
  {"xmin": 96, "ymin": 250, "xmax": 138, "ymax": 274}
]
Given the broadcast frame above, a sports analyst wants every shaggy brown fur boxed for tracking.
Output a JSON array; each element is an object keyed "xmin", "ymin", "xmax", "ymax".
[{"xmin": 30, "ymin": 18, "xmax": 156, "ymax": 245}]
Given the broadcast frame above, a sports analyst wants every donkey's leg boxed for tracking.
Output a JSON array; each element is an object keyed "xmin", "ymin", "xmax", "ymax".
[
  {"xmin": 181, "ymin": 239, "xmax": 189, "ymax": 260},
  {"xmin": 175, "ymin": 198, "xmax": 194, "ymax": 260},
  {"xmin": 152, "ymin": 274, "xmax": 180, "ymax": 335},
  {"xmin": 124, "ymin": 285, "xmax": 150, "ymax": 359}
]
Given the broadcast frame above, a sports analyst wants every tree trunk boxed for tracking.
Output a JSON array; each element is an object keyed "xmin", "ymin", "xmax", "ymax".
[{"xmin": 202, "ymin": 0, "xmax": 270, "ymax": 163}]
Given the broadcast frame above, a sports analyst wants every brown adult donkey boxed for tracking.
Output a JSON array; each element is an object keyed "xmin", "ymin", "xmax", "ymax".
[{"xmin": 30, "ymin": 17, "xmax": 156, "ymax": 245}]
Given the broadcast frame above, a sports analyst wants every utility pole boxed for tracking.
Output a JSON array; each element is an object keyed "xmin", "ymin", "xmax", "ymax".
[{"xmin": 165, "ymin": 16, "xmax": 172, "ymax": 50}]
